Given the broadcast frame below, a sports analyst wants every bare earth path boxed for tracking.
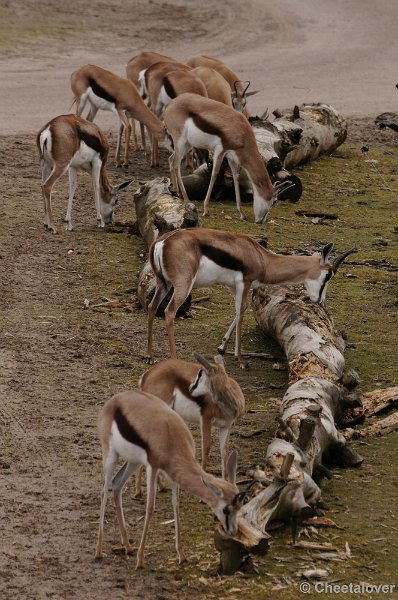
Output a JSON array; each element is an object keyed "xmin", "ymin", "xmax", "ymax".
[{"xmin": 1, "ymin": 2, "xmax": 398, "ymax": 599}]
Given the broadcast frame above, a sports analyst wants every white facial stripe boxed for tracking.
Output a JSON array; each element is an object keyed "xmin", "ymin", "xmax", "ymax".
[
  {"xmin": 304, "ymin": 270, "xmax": 332, "ymax": 303},
  {"xmin": 251, "ymin": 182, "xmax": 273, "ymax": 224}
]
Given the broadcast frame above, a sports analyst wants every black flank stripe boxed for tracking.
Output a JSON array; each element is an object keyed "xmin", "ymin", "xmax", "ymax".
[
  {"xmin": 114, "ymin": 407, "xmax": 150, "ymax": 455},
  {"xmin": 200, "ymin": 243, "xmax": 246, "ymax": 274},
  {"xmin": 78, "ymin": 128, "xmax": 106, "ymax": 159},
  {"xmin": 88, "ymin": 77, "xmax": 116, "ymax": 104},
  {"xmin": 189, "ymin": 112, "xmax": 221, "ymax": 137},
  {"xmin": 163, "ymin": 76, "xmax": 176, "ymax": 99}
]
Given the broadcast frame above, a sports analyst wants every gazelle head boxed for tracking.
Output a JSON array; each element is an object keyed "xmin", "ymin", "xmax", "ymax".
[
  {"xmin": 202, "ymin": 451, "xmax": 247, "ymax": 536},
  {"xmin": 231, "ymin": 80, "xmax": 258, "ymax": 113},
  {"xmin": 253, "ymin": 179, "xmax": 296, "ymax": 225},
  {"xmin": 100, "ymin": 179, "xmax": 134, "ymax": 224},
  {"xmin": 304, "ymin": 244, "xmax": 357, "ymax": 305},
  {"xmin": 190, "ymin": 352, "xmax": 239, "ymax": 420}
]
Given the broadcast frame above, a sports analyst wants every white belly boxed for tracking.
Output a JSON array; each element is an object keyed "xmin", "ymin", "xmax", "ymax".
[
  {"xmin": 110, "ymin": 422, "xmax": 149, "ymax": 465},
  {"xmin": 193, "ymin": 255, "xmax": 243, "ymax": 288},
  {"xmin": 70, "ymin": 141, "xmax": 98, "ymax": 169},
  {"xmin": 184, "ymin": 118, "xmax": 221, "ymax": 151},
  {"xmin": 172, "ymin": 390, "xmax": 201, "ymax": 423},
  {"xmin": 87, "ymin": 87, "xmax": 116, "ymax": 112}
]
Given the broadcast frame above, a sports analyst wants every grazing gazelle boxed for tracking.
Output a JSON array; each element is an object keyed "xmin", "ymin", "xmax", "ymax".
[
  {"xmin": 36, "ymin": 115, "xmax": 133, "ymax": 233},
  {"xmin": 186, "ymin": 55, "xmax": 257, "ymax": 116},
  {"xmin": 142, "ymin": 61, "xmax": 207, "ymax": 167},
  {"xmin": 134, "ymin": 352, "xmax": 245, "ymax": 495},
  {"xmin": 147, "ymin": 228, "xmax": 356, "ymax": 367},
  {"xmin": 125, "ymin": 51, "xmax": 182, "ymax": 151},
  {"xmin": 95, "ymin": 390, "xmax": 247, "ymax": 568},
  {"xmin": 164, "ymin": 93, "xmax": 291, "ymax": 223},
  {"xmin": 70, "ymin": 64, "xmax": 165, "ymax": 166}
]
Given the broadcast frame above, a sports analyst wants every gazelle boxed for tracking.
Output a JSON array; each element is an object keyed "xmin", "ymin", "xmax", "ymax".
[
  {"xmin": 186, "ymin": 55, "xmax": 257, "ymax": 116},
  {"xmin": 70, "ymin": 64, "xmax": 164, "ymax": 167},
  {"xmin": 142, "ymin": 61, "xmax": 207, "ymax": 167},
  {"xmin": 36, "ymin": 115, "xmax": 133, "ymax": 233},
  {"xmin": 164, "ymin": 93, "xmax": 292, "ymax": 222},
  {"xmin": 190, "ymin": 66, "xmax": 233, "ymax": 107},
  {"xmin": 95, "ymin": 389, "xmax": 247, "ymax": 568},
  {"xmin": 147, "ymin": 228, "xmax": 356, "ymax": 367},
  {"xmin": 134, "ymin": 352, "xmax": 245, "ymax": 495},
  {"xmin": 125, "ymin": 51, "xmax": 183, "ymax": 151}
]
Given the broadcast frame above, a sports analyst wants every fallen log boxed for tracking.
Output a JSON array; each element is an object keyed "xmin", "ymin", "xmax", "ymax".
[
  {"xmin": 271, "ymin": 103, "xmax": 348, "ymax": 170},
  {"xmin": 375, "ymin": 112, "xmax": 398, "ymax": 133},
  {"xmin": 344, "ymin": 411, "xmax": 398, "ymax": 440},
  {"xmin": 134, "ymin": 177, "xmax": 199, "ymax": 314},
  {"xmin": 133, "ymin": 177, "xmax": 199, "ymax": 247},
  {"xmin": 252, "ymin": 283, "xmax": 346, "ymax": 384}
]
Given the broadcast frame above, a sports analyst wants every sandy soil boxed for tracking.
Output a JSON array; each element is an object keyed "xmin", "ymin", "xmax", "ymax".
[{"xmin": 1, "ymin": 2, "xmax": 398, "ymax": 599}]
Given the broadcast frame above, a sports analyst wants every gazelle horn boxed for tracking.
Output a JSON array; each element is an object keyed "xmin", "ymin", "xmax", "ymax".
[{"xmin": 332, "ymin": 247, "xmax": 357, "ymax": 273}]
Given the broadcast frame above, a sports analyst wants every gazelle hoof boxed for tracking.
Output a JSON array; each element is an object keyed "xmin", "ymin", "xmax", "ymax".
[{"xmin": 217, "ymin": 346, "xmax": 225, "ymax": 356}]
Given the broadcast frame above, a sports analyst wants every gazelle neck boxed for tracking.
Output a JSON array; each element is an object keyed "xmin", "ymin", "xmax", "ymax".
[
  {"xmin": 165, "ymin": 458, "xmax": 219, "ymax": 508},
  {"xmin": 258, "ymin": 252, "xmax": 316, "ymax": 285}
]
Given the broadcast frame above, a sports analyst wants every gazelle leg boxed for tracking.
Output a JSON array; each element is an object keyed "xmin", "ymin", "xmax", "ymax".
[
  {"xmin": 95, "ymin": 450, "xmax": 118, "ymax": 558},
  {"xmin": 136, "ymin": 465, "xmax": 158, "ymax": 569},
  {"xmin": 130, "ymin": 117, "xmax": 139, "ymax": 151},
  {"xmin": 135, "ymin": 465, "xmax": 144, "ymax": 497},
  {"xmin": 171, "ymin": 483, "xmax": 187, "ymax": 564},
  {"xmin": 218, "ymin": 315, "xmax": 237, "ymax": 355},
  {"xmin": 112, "ymin": 461, "xmax": 139, "ymax": 554},
  {"xmin": 168, "ymin": 151, "xmax": 179, "ymax": 191},
  {"xmin": 42, "ymin": 161, "xmax": 70, "ymax": 233},
  {"xmin": 115, "ymin": 123, "xmax": 124, "ymax": 166},
  {"xmin": 117, "ymin": 109, "xmax": 131, "ymax": 167},
  {"xmin": 147, "ymin": 278, "xmax": 170, "ymax": 362},
  {"xmin": 203, "ymin": 148, "xmax": 225, "ymax": 217},
  {"xmin": 234, "ymin": 281, "xmax": 251, "ymax": 368},
  {"xmin": 200, "ymin": 417, "xmax": 212, "ymax": 472},
  {"xmin": 164, "ymin": 281, "xmax": 193, "ymax": 359},
  {"xmin": 140, "ymin": 123, "xmax": 147, "ymax": 153},
  {"xmin": 64, "ymin": 166, "xmax": 78, "ymax": 231},
  {"xmin": 91, "ymin": 158, "xmax": 104, "ymax": 227},
  {"xmin": 219, "ymin": 427, "xmax": 230, "ymax": 479},
  {"xmin": 150, "ymin": 134, "xmax": 158, "ymax": 168},
  {"xmin": 174, "ymin": 140, "xmax": 191, "ymax": 202},
  {"xmin": 87, "ymin": 104, "xmax": 98, "ymax": 122},
  {"xmin": 227, "ymin": 156, "xmax": 246, "ymax": 221}
]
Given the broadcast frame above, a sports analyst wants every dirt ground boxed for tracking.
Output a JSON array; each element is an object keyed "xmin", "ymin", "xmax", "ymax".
[{"xmin": 1, "ymin": 2, "xmax": 398, "ymax": 599}]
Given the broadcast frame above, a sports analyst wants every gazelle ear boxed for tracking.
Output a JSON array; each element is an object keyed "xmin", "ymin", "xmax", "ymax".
[
  {"xmin": 245, "ymin": 90, "xmax": 260, "ymax": 97},
  {"xmin": 213, "ymin": 354, "xmax": 226, "ymax": 368},
  {"xmin": 202, "ymin": 477, "xmax": 223, "ymax": 500},
  {"xmin": 112, "ymin": 179, "xmax": 134, "ymax": 193},
  {"xmin": 193, "ymin": 352, "xmax": 212, "ymax": 373},
  {"xmin": 320, "ymin": 243, "xmax": 334, "ymax": 265}
]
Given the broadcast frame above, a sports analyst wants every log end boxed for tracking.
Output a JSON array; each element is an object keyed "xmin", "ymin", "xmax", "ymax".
[{"xmin": 213, "ymin": 519, "xmax": 269, "ymax": 575}]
